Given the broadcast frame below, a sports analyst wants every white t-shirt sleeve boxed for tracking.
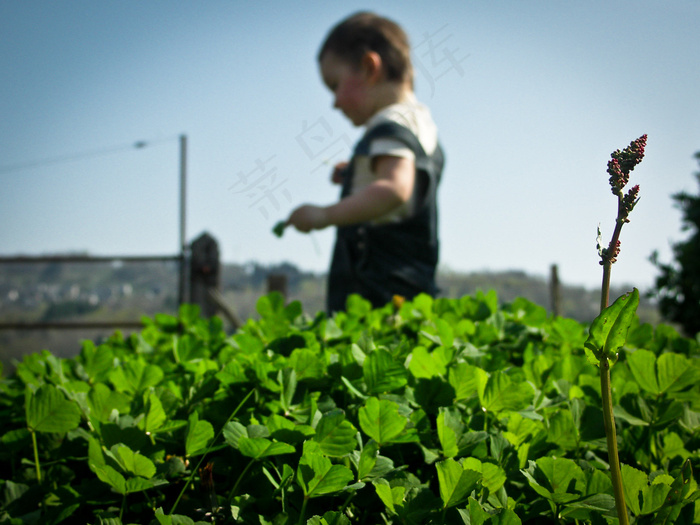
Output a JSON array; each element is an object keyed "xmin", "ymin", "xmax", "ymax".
[{"xmin": 368, "ymin": 138, "xmax": 416, "ymax": 161}]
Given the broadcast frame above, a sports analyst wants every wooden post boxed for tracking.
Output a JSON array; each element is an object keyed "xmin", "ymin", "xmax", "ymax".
[
  {"xmin": 190, "ymin": 233, "xmax": 220, "ymax": 317},
  {"xmin": 550, "ymin": 264, "xmax": 562, "ymax": 317},
  {"xmin": 267, "ymin": 273, "xmax": 288, "ymax": 300}
]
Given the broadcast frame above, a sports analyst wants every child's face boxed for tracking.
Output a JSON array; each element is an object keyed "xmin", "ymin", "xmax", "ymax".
[{"xmin": 319, "ymin": 52, "xmax": 375, "ymax": 126}]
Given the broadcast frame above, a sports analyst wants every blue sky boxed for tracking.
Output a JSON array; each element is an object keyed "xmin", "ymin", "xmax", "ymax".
[{"xmin": 2, "ymin": 1, "xmax": 699, "ymax": 291}]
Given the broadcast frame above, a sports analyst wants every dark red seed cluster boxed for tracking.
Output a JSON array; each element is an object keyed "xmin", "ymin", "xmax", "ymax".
[{"xmin": 608, "ymin": 134, "xmax": 647, "ymax": 193}]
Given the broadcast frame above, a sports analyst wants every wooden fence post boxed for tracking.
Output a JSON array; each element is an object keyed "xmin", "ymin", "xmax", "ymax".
[
  {"xmin": 190, "ymin": 233, "xmax": 220, "ymax": 318},
  {"xmin": 550, "ymin": 264, "xmax": 562, "ymax": 317},
  {"xmin": 267, "ymin": 273, "xmax": 288, "ymax": 300}
]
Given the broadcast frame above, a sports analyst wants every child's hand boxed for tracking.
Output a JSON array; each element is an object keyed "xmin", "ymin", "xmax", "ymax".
[
  {"xmin": 331, "ymin": 162, "xmax": 348, "ymax": 185},
  {"xmin": 286, "ymin": 205, "xmax": 330, "ymax": 233}
]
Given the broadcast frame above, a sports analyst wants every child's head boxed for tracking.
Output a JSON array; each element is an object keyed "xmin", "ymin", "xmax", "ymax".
[{"xmin": 318, "ymin": 12, "xmax": 413, "ymax": 88}]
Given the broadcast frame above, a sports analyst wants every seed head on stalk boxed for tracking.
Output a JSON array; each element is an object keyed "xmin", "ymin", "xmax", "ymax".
[
  {"xmin": 594, "ymin": 134, "xmax": 647, "ymax": 525},
  {"xmin": 600, "ymin": 135, "xmax": 647, "ymax": 268}
]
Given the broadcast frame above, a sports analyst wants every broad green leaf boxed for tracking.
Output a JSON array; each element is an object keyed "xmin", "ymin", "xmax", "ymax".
[
  {"xmin": 238, "ymin": 437, "xmax": 295, "ymax": 459},
  {"xmin": 357, "ymin": 439, "xmax": 379, "ymax": 480},
  {"xmin": 223, "ymin": 421, "xmax": 247, "ymax": 448},
  {"xmin": 313, "ymin": 409, "xmax": 357, "ymax": 457},
  {"xmin": 279, "ymin": 367, "xmax": 297, "ymax": 413},
  {"xmin": 627, "ymin": 349, "xmax": 661, "ymax": 394},
  {"xmin": 480, "ymin": 371, "xmax": 534, "ymax": 414},
  {"xmin": 185, "ymin": 412, "xmax": 214, "ymax": 456},
  {"xmin": 296, "ymin": 441, "xmax": 354, "ymax": 498},
  {"xmin": 449, "ymin": 363, "xmax": 488, "ymax": 401},
  {"xmin": 78, "ymin": 341, "xmax": 114, "ymax": 382},
  {"xmin": 112, "ymin": 444, "xmax": 156, "ymax": 478},
  {"xmin": 621, "ymin": 463, "xmax": 676, "ymax": 516},
  {"xmin": 87, "ymin": 383, "xmax": 131, "ymax": 423},
  {"xmin": 358, "ymin": 397, "xmax": 408, "ymax": 446},
  {"xmin": 373, "ymin": 478, "xmax": 405, "ymax": 514},
  {"xmin": 437, "ymin": 408, "xmax": 463, "ymax": 458},
  {"xmin": 110, "ymin": 359, "xmax": 164, "ymax": 394},
  {"xmin": 521, "ymin": 457, "xmax": 585, "ymax": 504},
  {"xmin": 290, "ymin": 348, "xmax": 325, "ymax": 381},
  {"xmin": 140, "ymin": 390, "xmax": 166, "ymax": 433},
  {"xmin": 436, "ymin": 457, "xmax": 482, "ymax": 508},
  {"xmin": 408, "ymin": 346, "xmax": 445, "ymax": 379},
  {"xmin": 658, "ymin": 353, "xmax": 700, "ymax": 393},
  {"xmin": 155, "ymin": 507, "xmax": 196, "ymax": 525},
  {"xmin": 26, "ymin": 384, "xmax": 81, "ymax": 434},
  {"xmin": 363, "ymin": 348, "xmax": 408, "ymax": 394},
  {"xmin": 459, "ymin": 497, "xmax": 490, "ymax": 525},
  {"xmin": 627, "ymin": 350, "xmax": 700, "ymax": 395},
  {"xmin": 93, "ymin": 463, "xmax": 127, "ymax": 495},
  {"xmin": 584, "ymin": 288, "xmax": 639, "ymax": 364},
  {"xmin": 307, "ymin": 511, "xmax": 351, "ymax": 525}
]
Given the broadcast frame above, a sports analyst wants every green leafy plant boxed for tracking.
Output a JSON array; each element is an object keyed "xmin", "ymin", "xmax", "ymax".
[{"xmin": 2, "ymin": 281, "xmax": 700, "ymax": 523}]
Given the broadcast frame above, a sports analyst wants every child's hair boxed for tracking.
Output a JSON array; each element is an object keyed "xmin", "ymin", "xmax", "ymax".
[{"xmin": 318, "ymin": 12, "xmax": 413, "ymax": 87}]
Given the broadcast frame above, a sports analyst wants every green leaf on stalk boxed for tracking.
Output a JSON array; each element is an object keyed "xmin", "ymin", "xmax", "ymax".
[
  {"xmin": 408, "ymin": 346, "xmax": 446, "ymax": 379},
  {"xmin": 521, "ymin": 457, "xmax": 585, "ymax": 505},
  {"xmin": 313, "ymin": 409, "xmax": 357, "ymax": 457},
  {"xmin": 185, "ymin": 412, "xmax": 214, "ymax": 456},
  {"xmin": 449, "ymin": 363, "xmax": 488, "ymax": 401},
  {"xmin": 112, "ymin": 443, "xmax": 156, "ymax": 478},
  {"xmin": 307, "ymin": 511, "xmax": 351, "ymax": 525},
  {"xmin": 435, "ymin": 457, "xmax": 482, "ymax": 508},
  {"xmin": 296, "ymin": 440, "xmax": 354, "ymax": 498},
  {"xmin": 358, "ymin": 397, "xmax": 410, "ymax": 446},
  {"xmin": 238, "ymin": 437, "xmax": 296, "ymax": 459},
  {"xmin": 584, "ymin": 288, "xmax": 639, "ymax": 366},
  {"xmin": 87, "ymin": 382, "xmax": 131, "ymax": 423},
  {"xmin": 480, "ymin": 371, "xmax": 534, "ymax": 414},
  {"xmin": 93, "ymin": 463, "xmax": 127, "ymax": 494},
  {"xmin": 458, "ymin": 497, "xmax": 491, "ymax": 525},
  {"xmin": 25, "ymin": 384, "xmax": 81, "ymax": 434},
  {"xmin": 363, "ymin": 348, "xmax": 408, "ymax": 394},
  {"xmin": 621, "ymin": 463, "xmax": 672, "ymax": 516},
  {"xmin": 357, "ymin": 439, "xmax": 379, "ymax": 480},
  {"xmin": 109, "ymin": 359, "xmax": 164, "ymax": 394},
  {"xmin": 627, "ymin": 349, "xmax": 700, "ymax": 395},
  {"xmin": 373, "ymin": 478, "xmax": 405, "ymax": 514},
  {"xmin": 155, "ymin": 506, "xmax": 196, "ymax": 525},
  {"xmin": 140, "ymin": 390, "xmax": 166, "ymax": 434}
]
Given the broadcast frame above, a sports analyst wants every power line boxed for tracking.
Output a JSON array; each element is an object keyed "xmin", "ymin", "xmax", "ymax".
[{"xmin": 0, "ymin": 135, "xmax": 180, "ymax": 174}]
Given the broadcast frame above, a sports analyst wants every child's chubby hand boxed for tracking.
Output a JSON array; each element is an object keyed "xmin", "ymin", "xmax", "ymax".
[{"xmin": 286, "ymin": 205, "xmax": 331, "ymax": 233}]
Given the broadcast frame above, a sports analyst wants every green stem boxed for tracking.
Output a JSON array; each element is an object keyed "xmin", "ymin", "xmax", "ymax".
[
  {"xmin": 599, "ymin": 216, "xmax": 630, "ymax": 525},
  {"xmin": 297, "ymin": 497, "xmax": 309, "ymax": 525},
  {"xmin": 169, "ymin": 387, "xmax": 255, "ymax": 516},
  {"xmin": 120, "ymin": 493, "xmax": 126, "ymax": 522},
  {"xmin": 228, "ymin": 459, "xmax": 255, "ymax": 500},
  {"xmin": 30, "ymin": 429, "xmax": 41, "ymax": 483},
  {"xmin": 600, "ymin": 361, "xmax": 628, "ymax": 525}
]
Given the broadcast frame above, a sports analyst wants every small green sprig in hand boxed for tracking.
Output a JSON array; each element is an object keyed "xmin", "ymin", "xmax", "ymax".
[
  {"xmin": 586, "ymin": 134, "xmax": 647, "ymax": 525},
  {"xmin": 272, "ymin": 220, "xmax": 287, "ymax": 238}
]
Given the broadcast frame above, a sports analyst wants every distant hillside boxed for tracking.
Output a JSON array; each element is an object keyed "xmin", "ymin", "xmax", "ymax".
[{"xmin": 0, "ymin": 259, "xmax": 661, "ymax": 373}]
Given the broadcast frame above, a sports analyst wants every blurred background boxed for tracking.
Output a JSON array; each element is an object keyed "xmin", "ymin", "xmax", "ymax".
[{"xmin": 1, "ymin": 1, "xmax": 697, "ymax": 368}]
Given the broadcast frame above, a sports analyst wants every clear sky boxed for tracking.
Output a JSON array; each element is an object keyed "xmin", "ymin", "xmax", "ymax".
[{"xmin": 2, "ymin": 1, "xmax": 698, "ymax": 291}]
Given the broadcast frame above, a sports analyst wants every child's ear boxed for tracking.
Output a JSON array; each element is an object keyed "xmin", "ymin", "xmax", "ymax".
[{"xmin": 362, "ymin": 51, "xmax": 383, "ymax": 83}]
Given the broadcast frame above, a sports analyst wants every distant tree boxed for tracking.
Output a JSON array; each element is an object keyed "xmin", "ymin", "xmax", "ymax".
[{"xmin": 650, "ymin": 152, "xmax": 700, "ymax": 337}]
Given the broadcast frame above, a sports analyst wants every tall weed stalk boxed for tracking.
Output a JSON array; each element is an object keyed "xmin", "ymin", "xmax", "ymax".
[{"xmin": 594, "ymin": 134, "xmax": 647, "ymax": 525}]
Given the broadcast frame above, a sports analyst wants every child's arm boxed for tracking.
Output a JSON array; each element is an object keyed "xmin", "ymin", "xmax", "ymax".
[{"xmin": 287, "ymin": 155, "xmax": 415, "ymax": 232}]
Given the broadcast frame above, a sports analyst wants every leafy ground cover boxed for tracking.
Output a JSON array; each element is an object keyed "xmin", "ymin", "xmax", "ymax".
[{"xmin": 1, "ymin": 291, "xmax": 699, "ymax": 524}]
